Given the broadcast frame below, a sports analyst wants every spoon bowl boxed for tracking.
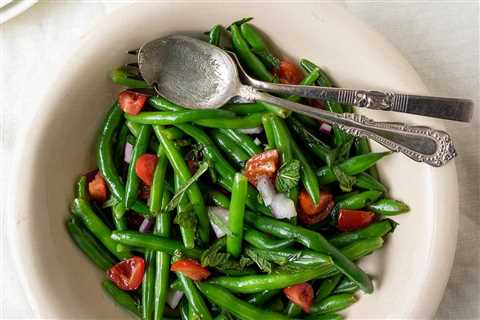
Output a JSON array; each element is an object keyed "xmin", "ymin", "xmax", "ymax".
[{"xmin": 138, "ymin": 35, "xmax": 240, "ymax": 109}]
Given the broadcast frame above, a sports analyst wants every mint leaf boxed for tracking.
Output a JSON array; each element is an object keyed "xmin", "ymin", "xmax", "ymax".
[
  {"xmin": 174, "ymin": 210, "xmax": 197, "ymax": 229},
  {"xmin": 244, "ymin": 247, "xmax": 272, "ymax": 273},
  {"xmin": 275, "ymin": 160, "xmax": 301, "ymax": 193},
  {"xmin": 167, "ymin": 161, "xmax": 209, "ymax": 211},
  {"xmin": 333, "ymin": 166, "xmax": 356, "ymax": 192}
]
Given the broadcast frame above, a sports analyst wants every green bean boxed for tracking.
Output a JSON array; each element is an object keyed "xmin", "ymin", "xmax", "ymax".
[
  {"xmin": 337, "ymin": 190, "xmax": 383, "ymax": 210},
  {"xmin": 219, "ymin": 128, "xmax": 262, "ymax": 156},
  {"xmin": 126, "ymin": 119, "xmax": 142, "ymax": 137},
  {"xmin": 154, "ymin": 125, "xmax": 210, "ymax": 243},
  {"xmin": 154, "ymin": 192, "xmax": 172, "ymax": 320},
  {"xmin": 179, "ymin": 300, "xmax": 188, "ymax": 320},
  {"xmin": 243, "ymin": 228, "xmax": 295, "ymax": 250},
  {"xmin": 71, "ymin": 198, "xmax": 131, "ymax": 260},
  {"xmin": 240, "ymin": 23, "xmax": 280, "ymax": 70},
  {"xmin": 111, "ymin": 67, "xmax": 149, "ymax": 89},
  {"xmin": 142, "ymin": 250, "xmax": 156, "ymax": 320},
  {"xmin": 334, "ymin": 191, "xmax": 359, "ymax": 203},
  {"xmin": 230, "ymin": 24, "xmax": 275, "ymax": 82},
  {"xmin": 74, "ymin": 176, "xmax": 88, "ymax": 200},
  {"xmin": 66, "ymin": 218, "xmax": 116, "ymax": 270},
  {"xmin": 287, "ymin": 116, "xmax": 335, "ymax": 166},
  {"xmin": 270, "ymin": 116, "xmax": 293, "ymax": 163},
  {"xmin": 210, "ymin": 130, "xmax": 250, "ymax": 168},
  {"xmin": 126, "ymin": 110, "xmax": 235, "ymax": 125},
  {"xmin": 285, "ymin": 302, "xmax": 302, "ymax": 318},
  {"xmin": 299, "ymin": 59, "xmax": 348, "ymax": 146},
  {"xmin": 226, "ymin": 173, "xmax": 248, "ymax": 257},
  {"xmin": 174, "ymin": 174, "xmax": 196, "ymax": 249},
  {"xmin": 176, "ymin": 123, "xmax": 269, "ymax": 216},
  {"xmin": 114, "ymin": 124, "xmax": 130, "ymax": 170},
  {"xmin": 243, "ymin": 211, "xmax": 373, "ymax": 293},
  {"xmin": 354, "ymin": 137, "xmax": 380, "ymax": 180},
  {"xmin": 110, "ymin": 231, "xmax": 202, "ymax": 258},
  {"xmin": 223, "ymin": 103, "xmax": 266, "ymax": 115},
  {"xmin": 329, "ymin": 220, "xmax": 395, "ymax": 247},
  {"xmin": 310, "ymin": 294, "xmax": 356, "ymax": 314},
  {"xmin": 291, "ymin": 130, "xmax": 321, "ymax": 206},
  {"xmin": 197, "ymin": 282, "xmax": 289, "ymax": 320},
  {"xmin": 300, "ymin": 59, "xmax": 334, "ymax": 88},
  {"xmin": 195, "ymin": 113, "xmax": 264, "ymax": 129},
  {"xmin": 112, "ymin": 202, "xmax": 128, "ymax": 235},
  {"xmin": 207, "ymin": 261, "xmax": 333, "ymax": 293},
  {"xmin": 102, "ymin": 280, "xmax": 142, "ymax": 317},
  {"xmin": 315, "ymin": 275, "xmax": 343, "ymax": 302},
  {"xmin": 125, "ymin": 124, "xmax": 152, "ymax": 209},
  {"xmin": 247, "ymin": 290, "xmax": 280, "ymax": 306},
  {"xmin": 355, "ymin": 172, "xmax": 388, "ymax": 192},
  {"xmin": 150, "ymin": 149, "xmax": 169, "ymax": 214},
  {"xmin": 261, "ymin": 113, "xmax": 276, "ymax": 149},
  {"xmin": 208, "ymin": 24, "xmax": 223, "ymax": 46},
  {"xmin": 161, "ymin": 127, "xmax": 185, "ymax": 140},
  {"xmin": 132, "ymin": 200, "xmax": 150, "ymax": 215},
  {"xmin": 294, "ymin": 113, "xmax": 320, "ymax": 130},
  {"xmin": 316, "ymin": 152, "xmax": 390, "ymax": 185},
  {"xmin": 175, "ymin": 258, "xmax": 212, "ymax": 320},
  {"xmin": 333, "ymin": 277, "xmax": 358, "ymax": 294},
  {"xmin": 208, "ymin": 190, "xmax": 230, "ymax": 208},
  {"xmin": 97, "ymin": 103, "xmax": 125, "ymax": 201},
  {"xmin": 288, "ymin": 67, "xmax": 320, "ymax": 103},
  {"xmin": 368, "ymin": 199, "xmax": 410, "ymax": 216}
]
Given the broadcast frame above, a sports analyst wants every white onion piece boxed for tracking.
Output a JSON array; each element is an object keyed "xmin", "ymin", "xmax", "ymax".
[
  {"xmin": 239, "ymin": 127, "xmax": 263, "ymax": 135},
  {"xmin": 271, "ymin": 193, "xmax": 297, "ymax": 219},
  {"xmin": 124, "ymin": 142, "xmax": 133, "ymax": 163},
  {"xmin": 208, "ymin": 206, "xmax": 229, "ymax": 238},
  {"xmin": 319, "ymin": 123, "xmax": 332, "ymax": 135},
  {"xmin": 253, "ymin": 137, "xmax": 262, "ymax": 146},
  {"xmin": 166, "ymin": 289, "xmax": 184, "ymax": 309},
  {"xmin": 256, "ymin": 176, "xmax": 276, "ymax": 206}
]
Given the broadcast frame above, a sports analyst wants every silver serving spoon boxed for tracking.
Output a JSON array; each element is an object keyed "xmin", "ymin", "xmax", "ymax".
[{"xmin": 138, "ymin": 35, "xmax": 457, "ymax": 167}]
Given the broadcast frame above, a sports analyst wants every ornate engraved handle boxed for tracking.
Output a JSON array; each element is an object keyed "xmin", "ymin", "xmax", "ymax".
[
  {"xmin": 248, "ymin": 89, "xmax": 457, "ymax": 167},
  {"xmin": 244, "ymin": 75, "xmax": 473, "ymax": 122}
]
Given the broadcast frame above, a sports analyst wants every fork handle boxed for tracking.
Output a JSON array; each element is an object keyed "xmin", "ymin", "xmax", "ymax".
[
  {"xmin": 248, "ymin": 81, "xmax": 473, "ymax": 122},
  {"xmin": 245, "ymin": 88, "xmax": 457, "ymax": 167}
]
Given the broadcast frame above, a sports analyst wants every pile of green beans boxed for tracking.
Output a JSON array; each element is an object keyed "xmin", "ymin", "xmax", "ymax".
[{"xmin": 67, "ymin": 18, "xmax": 410, "ymax": 320}]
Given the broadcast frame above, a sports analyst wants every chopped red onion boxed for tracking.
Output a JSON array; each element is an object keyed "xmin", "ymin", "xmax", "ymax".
[
  {"xmin": 239, "ymin": 127, "xmax": 263, "ymax": 135},
  {"xmin": 271, "ymin": 193, "xmax": 297, "ymax": 219},
  {"xmin": 253, "ymin": 137, "xmax": 262, "ymax": 146},
  {"xmin": 166, "ymin": 289, "xmax": 184, "ymax": 309},
  {"xmin": 124, "ymin": 142, "xmax": 133, "ymax": 163},
  {"xmin": 208, "ymin": 206, "xmax": 229, "ymax": 238},
  {"xmin": 83, "ymin": 169, "xmax": 99, "ymax": 183},
  {"xmin": 139, "ymin": 218, "xmax": 154, "ymax": 233},
  {"xmin": 256, "ymin": 176, "xmax": 276, "ymax": 206},
  {"xmin": 319, "ymin": 123, "xmax": 332, "ymax": 135},
  {"xmin": 127, "ymin": 213, "xmax": 145, "ymax": 230}
]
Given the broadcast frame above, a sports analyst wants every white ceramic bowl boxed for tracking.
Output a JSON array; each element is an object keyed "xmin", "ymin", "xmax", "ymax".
[{"xmin": 8, "ymin": 3, "xmax": 458, "ymax": 319}]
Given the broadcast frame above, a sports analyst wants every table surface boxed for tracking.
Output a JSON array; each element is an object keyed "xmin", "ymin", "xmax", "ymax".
[{"xmin": 0, "ymin": 1, "xmax": 478, "ymax": 319}]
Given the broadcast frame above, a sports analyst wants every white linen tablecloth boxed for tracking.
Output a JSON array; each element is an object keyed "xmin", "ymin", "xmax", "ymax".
[{"xmin": 0, "ymin": 1, "xmax": 478, "ymax": 319}]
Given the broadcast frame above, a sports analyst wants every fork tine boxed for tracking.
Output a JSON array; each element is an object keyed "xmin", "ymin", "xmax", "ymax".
[{"xmin": 128, "ymin": 49, "xmax": 139, "ymax": 55}]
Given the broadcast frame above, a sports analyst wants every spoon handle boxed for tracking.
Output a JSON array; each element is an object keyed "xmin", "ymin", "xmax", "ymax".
[
  {"xmin": 246, "ymin": 88, "xmax": 456, "ymax": 167},
  {"xmin": 247, "ymin": 80, "xmax": 473, "ymax": 122}
]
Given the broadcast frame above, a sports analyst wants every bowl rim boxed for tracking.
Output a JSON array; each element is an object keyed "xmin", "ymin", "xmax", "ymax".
[{"xmin": 7, "ymin": 2, "xmax": 458, "ymax": 319}]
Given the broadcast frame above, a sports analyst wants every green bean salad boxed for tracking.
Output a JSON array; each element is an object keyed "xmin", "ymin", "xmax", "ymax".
[{"xmin": 67, "ymin": 18, "xmax": 410, "ymax": 320}]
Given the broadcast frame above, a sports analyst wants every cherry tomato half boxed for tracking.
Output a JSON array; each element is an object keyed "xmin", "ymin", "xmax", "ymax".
[
  {"xmin": 283, "ymin": 282, "xmax": 314, "ymax": 313},
  {"xmin": 337, "ymin": 209, "xmax": 376, "ymax": 231},
  {"xmin": 88, "ymin": 172, "xmax": 108, "ymax": 203},
  {"xmin": 170, "ymin": 259, "xmax": 211, "ymax": 281},
  {"xmin": 118, "ymin": 90, "xmax": 148, "ymax": 115},
  {"xmin": 298, "ymin": 189, "xmax": 334, "ymax": 225},
  {"xmin": 244, "ymin": 149, "xmax": 280, "ymax": 186},
  {"xmin": 135, "ymin": 154, "xmax": 158, "ymax": 186},
  {"xmin": 106, "ymin": 256, "xmax": 145, "ymax": 291}
]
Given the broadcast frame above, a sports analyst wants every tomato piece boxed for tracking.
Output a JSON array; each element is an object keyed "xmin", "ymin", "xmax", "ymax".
[
  {"xmin": 88, "ymin": 172, "xmax": 108, "ymax": 203},
  {"xmin": 118, "ymin": 90, "xmax": 148, "ymax": 115},
  {"xmin": 170, "ymin": 259, "xmax": 211, "ymax": 281},
  {"xmin": 106, "ymin": 256, "xmax": 145, "ymax": 291},
  {"xmin": 274, "ymin": 60, "xmax": 304, "ymax": 85},
  {"xmin": 135, "ymin": 154, "xmax": 158, "ymax": 186},
  {"xmin": 337, "ymin": 209, "xmax": 376, "ymax": 232},
  {"xmin": 283, "ymin": 283, "xmax": 314, "ymax": 313},
  {"xmin": 298, "ymin": 189, "xmax": 334, "ymax": 225},
  {"xmin": 244, "ymin": 149, "xmax": 280, "ymax": 186}
]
